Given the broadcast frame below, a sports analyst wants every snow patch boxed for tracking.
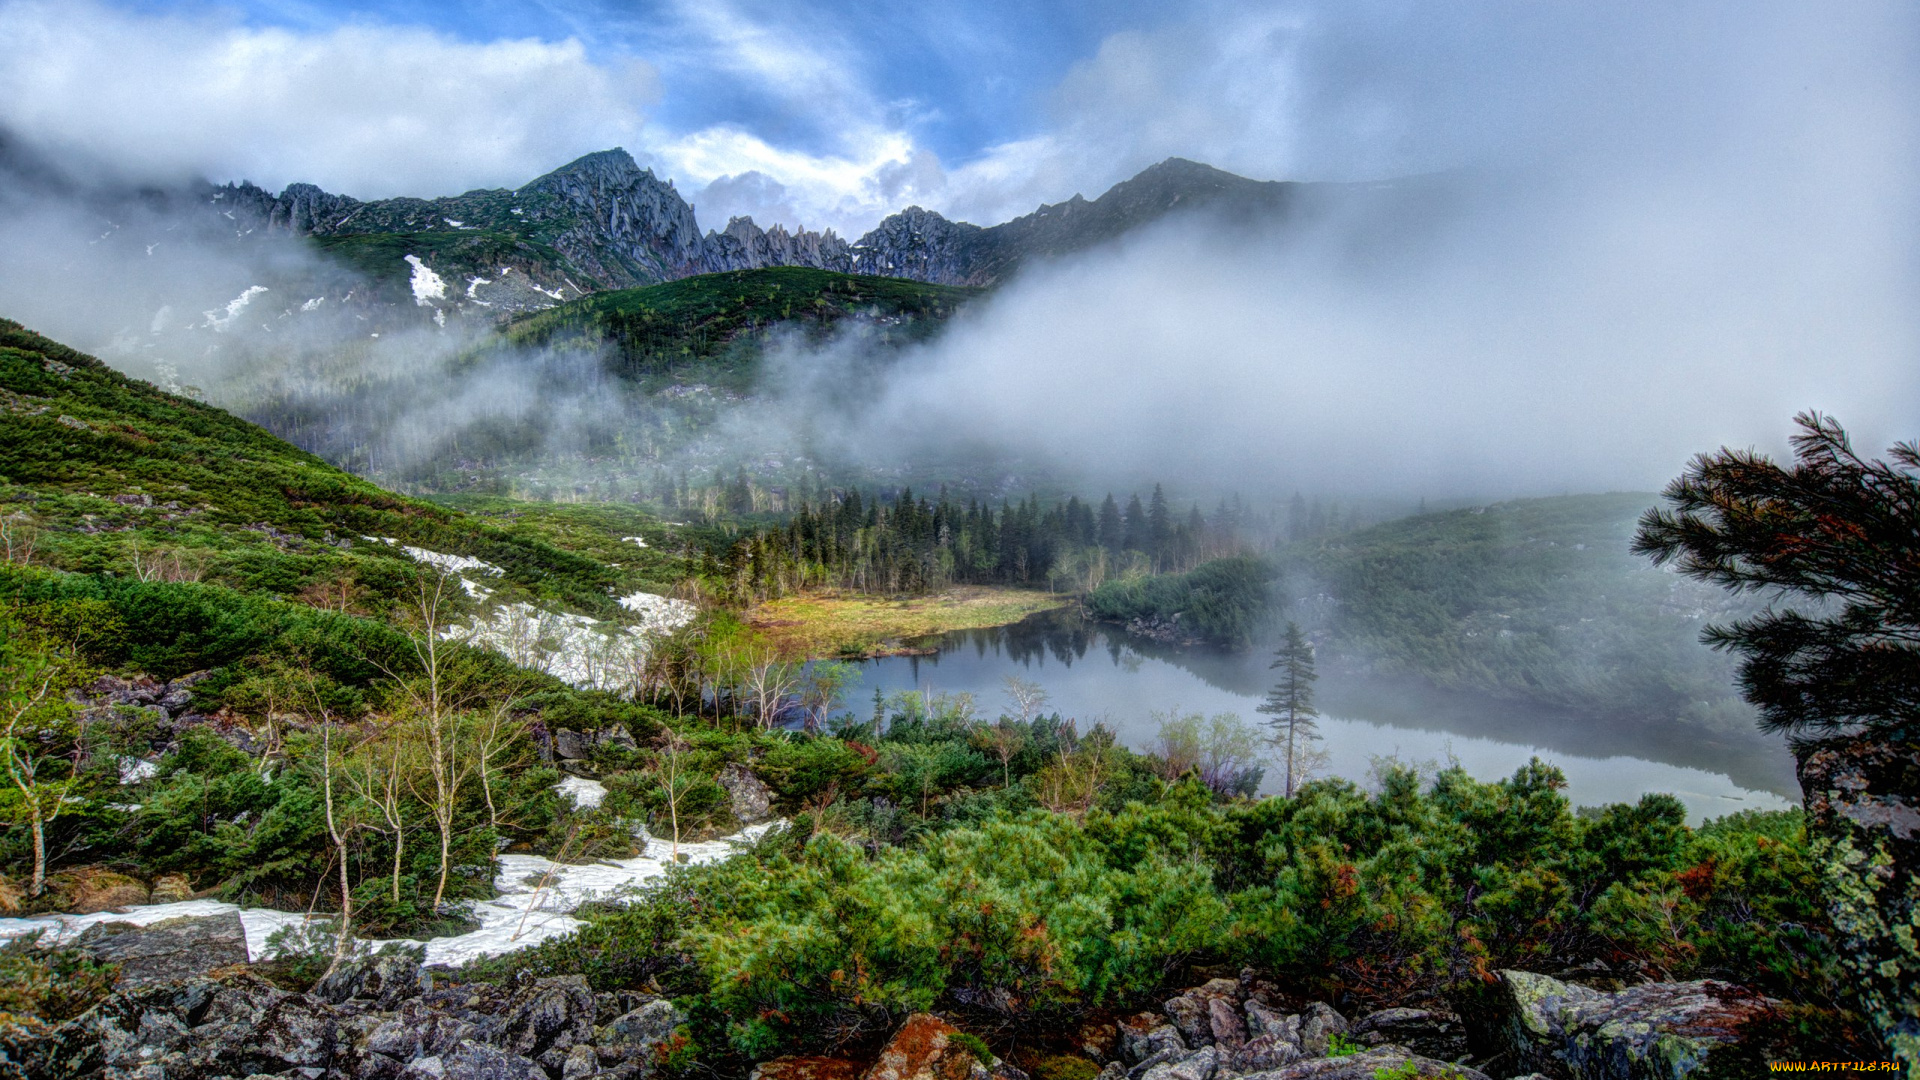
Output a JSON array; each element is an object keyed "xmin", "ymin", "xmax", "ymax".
[
  {"xmin": 404, "ymin": 255, "xmax": 447, "ymax": 306},
  {"xmin": 621, "ymin": 535, "xmax": 648, "ymax": 549},
  {"xmin": 301, "ymin": 297, "xmax": 325, "ymax": 312},
  {"xmin": 118, "ymin": 757, "xmax": 158, "ymax": 785},
  {"xmin": 202, "ymin": 286, "xmax": 267, "ymax": 331},
  {"xmin": 0, "ymin": 824, "xmax": 783, "ymax": 966},
  {"xmin": 447, "ymin": 592, "xmax": 694, "ymax": 694},
  {"xmin": 401, "ymin": 546, "xmax": 502, "ymax": 578},
  {"xmin": 557, "ymin": 775, "xmax": 606, "ymax": 810},
  {"xmin": 444, "ymin": 219, "xmax": 464, "ymax": 228}
]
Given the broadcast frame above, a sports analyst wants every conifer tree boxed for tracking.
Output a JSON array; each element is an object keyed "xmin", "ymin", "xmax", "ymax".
[{"xmin": 1257, "ymin": 622, "xmax": 1321, "ymax": 797}]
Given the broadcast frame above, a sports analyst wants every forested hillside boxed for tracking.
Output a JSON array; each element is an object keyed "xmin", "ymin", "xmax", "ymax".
[{"xmin": 500, "ymin": 267, "xmax": 977, "ymax": 385}]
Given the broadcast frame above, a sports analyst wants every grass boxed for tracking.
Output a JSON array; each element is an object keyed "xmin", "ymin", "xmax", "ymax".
[
  {"xmin": 744, "ymin": 585, "xmax": 1071, "ymax": 659},
  {"xmin": 0, "ymin": 317, "xmax": 633, "ymax": 617}
]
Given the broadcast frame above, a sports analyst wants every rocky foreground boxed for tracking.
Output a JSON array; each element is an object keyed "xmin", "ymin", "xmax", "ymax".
[{"xmin": 0, "ymin": 915, "xmax": 1800, "ymax": 1080}]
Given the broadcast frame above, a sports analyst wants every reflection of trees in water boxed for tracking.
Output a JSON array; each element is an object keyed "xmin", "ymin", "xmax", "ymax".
[
  {"xmin": 895, "ymin": 610, "xmax": 1795, "ymax": 797},
  {"xmin": 926, "ymin": 607, "xmax": 1098, "ymax": 668}
]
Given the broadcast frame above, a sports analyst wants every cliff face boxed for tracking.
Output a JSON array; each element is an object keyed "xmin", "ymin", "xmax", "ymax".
[{"xmin": 1798, "ymin": 734, "xmax": 1920, "ymax": 1067}]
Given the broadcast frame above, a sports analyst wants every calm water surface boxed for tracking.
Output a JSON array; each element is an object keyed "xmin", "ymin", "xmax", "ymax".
[{"xmin": 854, "ymin": 610, "xmax": 1796, "ymax": 822}]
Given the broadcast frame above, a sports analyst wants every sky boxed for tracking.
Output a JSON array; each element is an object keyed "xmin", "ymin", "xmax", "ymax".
[
  {"xmin": 0, "ymin": 0, "xmax": 1914, "ymax": 498},
  {"xmin": 5, "ymin": 0, "xmax": 1829, "ymax": 239}
]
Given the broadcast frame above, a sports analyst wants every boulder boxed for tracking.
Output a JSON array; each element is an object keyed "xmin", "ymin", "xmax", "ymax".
[
  {"xmin": 1163, "ymin": 994, "xmax": 1213, "ymax": 1048},
  {"xmin": 72, "ymin": 912, "xmax": 249, "ymax": 986},
  {"xmin": 861, "ymin": 1013, "xmax": 991, "ymax": 1080},
  {"xmin": 1349, "ymin": 1007, "xmax": 1469, "ymax": 1063},
  {"xmin": 597, "ymin": 998, "xmax": 684, "ymax": 1064},
  {"xmin": 314, "ymin": 951, "xmax": 425, "ymax": 1010},
  {"xmin": 501, "ymin": 975, "xmax": 596, "ymax": 1064},
  {"xmin": 148, "ymin": 873, "xmax": 194, "ymax": 904},
  {"xmin": 1237, "ymin": 1047, "xmax": 1490, "ymax": 1079},
  {"xmin": 1206, "ymin": 997, "xmax": 1246, "ymax": 1050},
  {"xmin": 1798, "ymin": 733, "xmax": 1920, "ymax": 1065},
  {"xmin": 1139, "ymin": 1044, "xmax": 1216, "ymax": 1080},
  {"xmin": 1296, "ymin": 1003, "xmax": 1348, "ymax": 1058},
  {"xmin": 1495, "ymin": 969, "xmax": 1783, "ymax": 1079},
  {"xmin": 718, "ymin": 762, "xmax": 775, "ymax": 824},
  {"xmin": 752, "ymin": 1057, "xmax": 865, "ymax": 1080},
  {"xmin": 45, "ymin": 867, "xmax": 148, "ymax": 913}
]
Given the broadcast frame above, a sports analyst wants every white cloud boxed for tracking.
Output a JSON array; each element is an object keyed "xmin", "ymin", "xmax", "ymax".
[{"xmin": 0, "ymin": 0, "xmax": 657, "ymax": 197}]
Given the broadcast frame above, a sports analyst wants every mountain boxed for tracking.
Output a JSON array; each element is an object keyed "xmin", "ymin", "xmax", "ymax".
[
  {"xmin": 0, "ymin": 317, "xmax": 653, "ymax": 616},
  {"xmin": 851, "ymin": 158, "xmax": 1299, "ymax": 286}
]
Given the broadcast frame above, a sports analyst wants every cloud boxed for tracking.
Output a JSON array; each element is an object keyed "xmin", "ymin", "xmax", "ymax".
[
  {"xmin": 775, "ymin": 0, "xmax": 1920, "ymax": 499},
  {"xmin": 0, "ymin": 0, "xmax": 657, "ymax": 197}
]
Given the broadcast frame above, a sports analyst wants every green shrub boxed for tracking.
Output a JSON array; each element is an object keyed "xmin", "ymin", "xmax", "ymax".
[{"xmin": 0, "ymin": 933, "xmax": 120, "ymax": 1024}]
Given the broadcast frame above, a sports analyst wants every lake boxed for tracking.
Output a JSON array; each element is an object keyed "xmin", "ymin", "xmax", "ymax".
[{"xmin": 854, "ymin": 610, "xmax": 1798, "ymax": 822}]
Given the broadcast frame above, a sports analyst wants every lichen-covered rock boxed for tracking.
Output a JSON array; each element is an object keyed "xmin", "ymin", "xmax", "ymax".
[
  {"xmin": 1207, "ymin": 997, "xmax": 1246, "ymax": 1050},
  {"xmin": 1164, "ymin": 995, "xmax": 1214, "ymax": 1048},
  {"xmin": 44, "ymin": 867, "xmax": 148, "ymax": 913},
  {"xmin": 315, "ymin": 951, "xmax": 425, "ymax": 1010},
  {"xmin": 718, "ymin": 763, "xmax": 775, "ymax": 824},
  {"xmin": 597, "ymin": 998, "xmax": 684, "ymax": 1065},
  {"xmin": 1140, "ymin": 1044, "xmax": 1216, "ymax": 1080},
  {"xmin": 1237, "ymin": 1047, "xmax": 1491, "ymax": 1079},
  {"xmin": 1799, "ymin": 733, "xmax": 1920, "ymax": 1069},
  {"xmin": 862, "ymin": 1013, "xmax": 991, "ymax": 1080},
  {"xmin": 1349, "ymin": 1007, "xmax": 1469, "ymax": 1063},
  {"xmin": 148, "ymin": 873, "xmax": 194, "ymax": 905},
  {"xmin": 1496, "ymin": 969, "xmax": 1783, "ymax": 1079},
  {"xmin": 1296, "ymin": 1003, "xmax": 1348, "ymax": 1058},
  {"xmin": 500, "ymin": 975, "xmax": 596, "ymax": 1063},
  {"xmin": 72, "ymin": 912, "xmax": 248, "ymax": 987}
]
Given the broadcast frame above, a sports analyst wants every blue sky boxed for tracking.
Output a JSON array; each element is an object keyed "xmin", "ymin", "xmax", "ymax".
[{"xmin": 17, "ymin": 0, "xmax": 1204, "ymax": 234}]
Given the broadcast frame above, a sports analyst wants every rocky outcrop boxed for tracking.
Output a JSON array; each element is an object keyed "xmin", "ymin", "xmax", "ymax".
[
  {"xmin": 72, "ymin": 913, "xmax": 249, "ymax": 987},
  {"xmin": 717, "ymin": 763, "xmax": 775, "ymax": 824},
  {"xmin": 1493, "ymin": 969, "xmax": 1783, "ymax": 1080},
  {"xmin": 8, "ymin": 954, "xmax": 686, "ymax": 1080},
  {"xmin": 1110, "ymin": 976, "xmax": 1483, "ymax": 1080},
  {"xmin": 850, "ymin": 208, "xmax": 986, "ymax": 285},
  {"xmin": 1799, "ymin": 734, "xmax": 1920, "ymax": 1067},
  {"xmin": 1349, "ymin": 1008, "xmax": 1469, "ymax": 1064}
]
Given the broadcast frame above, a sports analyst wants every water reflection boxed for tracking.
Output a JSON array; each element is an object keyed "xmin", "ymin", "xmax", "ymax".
[{"xmin": 860, "ymin": 609, "xmax": 1797, "ymax": 823}]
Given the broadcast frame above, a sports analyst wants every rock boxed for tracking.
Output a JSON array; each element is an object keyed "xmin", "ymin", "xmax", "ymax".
[
  {"xmin": 1123, "ymin": 1026, "xmax": 1188, "ymax": 1077},
  {"xmin": 752, "ymin": 1057, "xmax": 865, "ymax": 1080},
  {"xmin": 45, "ymin": 866, "xmax": 148, "ymax": 913},
  {"xmin": 148, "ymin": 873, "xmax": 194, "ymax": 904},
  {"xmin": 1349, "ymin": 1008, "xmax": 1468, "ymax": 1063},
  {"xmin": 1118, "ymin": 1014, "xmax": 1169, "ymax": 1064},
  {"xmin": 1206, "ymin": 997, "xmax": 1246, "ymax": 1050},
  {"xmin": 314, "ymin": 951, "xmax": 424, "ymax": 1010},
  {"xmin": 72, "ymin": 912, "xmax": 248, "ymax": 986},
  {"xmin": 1164, "ymin": 995, "xmax": 1213, "ymax": 1048},
  {"xmin": 717, "ymin": 762, "xmax": 774, "ymax": 824},
  {"xmin": 1296, "ymin": 1003, "xmax": 1348, "ymax": 1058},
  {"xmin": 501, "ymin": 975, "xmax": 596, "ymax": 1063},
  {"xmin": 861, "ymin": 1013, "xmax": 992, "ymax": 1080},
  {"xmin": 1243, "ymin": 1000, "xmax": 1289, "ymax": 1041},
  {"xmin": 435, "ymin": 1039, "xmax": 543, "ymax": 1080},
  {"xmin": 1495, "ymin": 969, "xmax": 1783, "ymax": 1079},
  {"xmin": 597, "ymin": 998, "xmax": 683, "ymax": 1064},
  {"xmin": 1798, "ymin": 733, "xmax": 1920, "ymax": 1065},
  {"xmin": 1139, "ymin": 1044, "xmax": 1215, "ymax": 1080},
  {"xmin": 1230, "ymin": 1033, "xmax": 1302, "ymax": 1073},
  {"xmin": 552, "ymin": 728, "xmax": 596, "ymax": 761},
  {"xmin": 1095, "ymin": 1065, "xmax": 1126, "ymax": 1080},
  {"xmin": 1236, "ymin": 1047, "xmax": 1490, "ymax": 1079}
]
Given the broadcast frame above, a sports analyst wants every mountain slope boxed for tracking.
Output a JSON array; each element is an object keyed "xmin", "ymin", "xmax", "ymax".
[
  {"xmin": 0, "ymin": 318, "xmax": 671, "ymax": 615},
  {"xmin": 501, "ymin": 267, "xmax": 978, "ymax": 382}
]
